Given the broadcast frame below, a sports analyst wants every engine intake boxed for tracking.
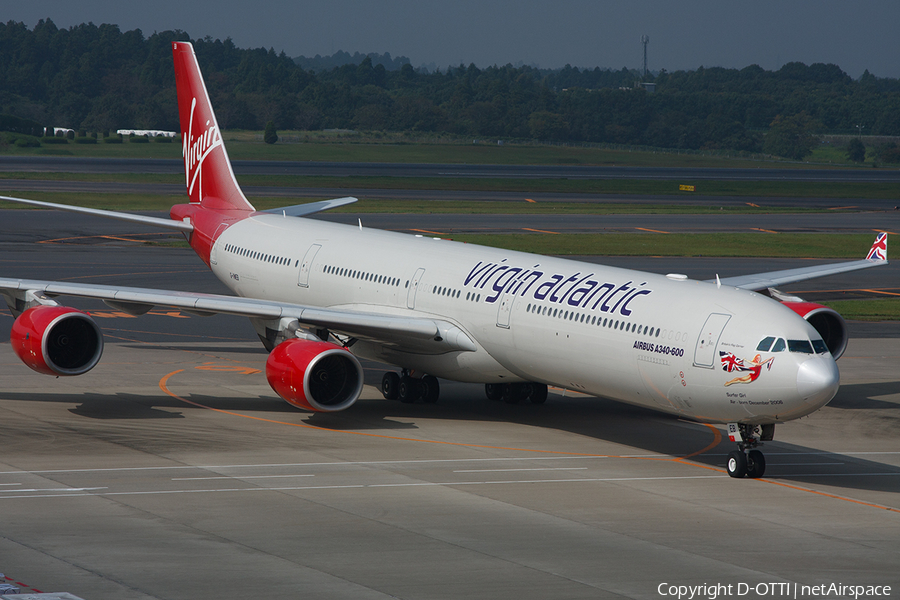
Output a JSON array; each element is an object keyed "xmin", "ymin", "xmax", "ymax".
[
  {"xmin": 11, "ymin": 306, "xmax": 104, "ymax": 376},
  {"xmin": 265, "ymin": 338, "xmax": 364, "ymax": 412},
  {"xmin": 781, "ymin": 301, "xmax": 848, "ymax": 359}
]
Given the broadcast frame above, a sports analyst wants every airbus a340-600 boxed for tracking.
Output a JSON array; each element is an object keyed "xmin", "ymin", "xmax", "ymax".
[{"xmin": 0, "ymin": 42, "xmax": 889, "ymax": 478}]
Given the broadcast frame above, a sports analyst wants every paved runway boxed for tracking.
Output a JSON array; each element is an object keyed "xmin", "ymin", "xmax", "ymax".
[
  {"xmin": 318, "ymin": 210, "xmax": 900, "ymax": 234},
  {"xmin": 0, "ymin": 210, "xmax": 898, "ymax": 599},
  {"xmin": 3, "ymin": 155, "xmax": 900, "ymax": 182}
]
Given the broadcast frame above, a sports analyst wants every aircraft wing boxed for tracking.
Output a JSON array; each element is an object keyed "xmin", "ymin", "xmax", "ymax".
[
  {"xmin": 0, "ymin": 277, "xmax": 477, "ymax": 354},
  {"xmin": 711, "ymin": 233, "xmax": 889, "ymax": 291}
]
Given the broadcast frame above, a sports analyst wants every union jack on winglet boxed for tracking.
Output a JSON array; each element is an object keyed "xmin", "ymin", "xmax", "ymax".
[{"xmin": 866, "ymin": 232, "xmax": 888, "ymax": 261}]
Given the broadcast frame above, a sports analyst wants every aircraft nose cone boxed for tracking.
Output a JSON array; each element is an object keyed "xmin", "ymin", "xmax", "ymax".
[{"xmin": 796, "ymin": 356, "xmax": 840, "ymax": 407}]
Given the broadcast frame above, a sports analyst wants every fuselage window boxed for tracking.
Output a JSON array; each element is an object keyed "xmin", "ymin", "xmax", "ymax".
[
  {"xmin": 772, "ymin": 338, "xmax": 786, "ymax": 352},
  {"xmin": 788, "ymin": 339, "xmax": 814, "ymax": 354}
]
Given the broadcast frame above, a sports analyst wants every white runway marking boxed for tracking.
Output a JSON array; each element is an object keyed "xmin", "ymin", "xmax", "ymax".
[
  {"xmin": 172, "ymin": 474, "xmax": 316, "ymax": 481},
  {"xmin": 0, "ymin": 475, "xmax": 725, "ymax": 500},
  {"xmin": 453, "ymin": 467, "xmax": 589, "ymax": 473}
]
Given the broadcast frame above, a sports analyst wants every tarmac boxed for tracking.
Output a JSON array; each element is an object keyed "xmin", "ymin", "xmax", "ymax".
[{"xmin": 0, "ymin": 209, "xmax": 897, "ymax": 599}]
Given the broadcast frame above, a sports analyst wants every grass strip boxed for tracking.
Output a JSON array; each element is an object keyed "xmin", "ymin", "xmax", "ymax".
[
  {"xmin": 822, "ymin": 298, "xmax": 900, "ymax": 321},
  {"xmin": 0, "ymin": 138, "xmax": 814, "ymax": 168}
]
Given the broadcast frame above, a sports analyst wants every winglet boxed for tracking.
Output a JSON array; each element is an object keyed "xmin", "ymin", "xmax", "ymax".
[
  {"xmin": 866, "ymin": 232, "xmax": 888, "ymax": 261},
  {"xmin": 172, "ymin": 41, "xmax": 254, "ymax": 212}
]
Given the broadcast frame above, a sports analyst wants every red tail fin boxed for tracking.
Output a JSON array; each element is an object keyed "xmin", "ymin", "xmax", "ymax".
[{"xmin": 172, "ymin": 41, "xmax": 254, "ymax": 212}]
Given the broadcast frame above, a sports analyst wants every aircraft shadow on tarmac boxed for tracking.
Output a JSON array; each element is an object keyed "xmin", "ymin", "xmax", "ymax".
[
  {"xmin": 1, "ymin": 377, "xmax": 897, "ymax": 493},
  {"xmin": 828, "ymin": 381, "xmax": 900, "ymax": 411}
]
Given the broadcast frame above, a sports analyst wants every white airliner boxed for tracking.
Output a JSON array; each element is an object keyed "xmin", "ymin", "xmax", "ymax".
[{"xmin": 0, "ymin": 42, "xmax": 889, "ymax": 479}]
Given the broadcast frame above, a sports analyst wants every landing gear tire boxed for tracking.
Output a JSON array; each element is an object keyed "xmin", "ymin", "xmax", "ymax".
[
  {"xmin": 485, "ymin": 383, "xmax": 504, "ymax": 401},
  {"xmin": 726, "ymin": 451, "xmax": 748, "ymax": 478},
  {"xmin": 398, "ymin": 376, "xmax": 419, "ymax": 403},
  {"xmin": 381, "ymin": 372, "xmax": 400, "ymax": 400},
  {"xmin": 529, "ymin": 383, "xmax": 548, "ymax": 404},
  {"xmin": 422, "ymin": 375, "xmax": 440, "ymax": 403},
  {"xmin": 746, "ymin": 449, "xmax": 766, "ymax": 479},
  {"xmin": 503, "ymin": 382, "xmax": 528, "ymax": 404}
]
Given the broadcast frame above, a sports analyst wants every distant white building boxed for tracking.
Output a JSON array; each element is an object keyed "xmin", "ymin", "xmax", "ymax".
[{"xmin": 116, "ymin": 129, "xmax": 178, "ymax": 138}]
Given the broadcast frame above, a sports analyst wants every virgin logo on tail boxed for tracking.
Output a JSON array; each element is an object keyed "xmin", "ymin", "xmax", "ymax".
[{"xmin": 183, "ymin": 96, "xmax": 223, "ymax": 202}]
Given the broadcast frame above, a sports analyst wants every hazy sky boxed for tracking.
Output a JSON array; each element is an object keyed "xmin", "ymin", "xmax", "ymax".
[{"xmin": 7, "ymin": 1, "xmax": 900, "ymax": 77}]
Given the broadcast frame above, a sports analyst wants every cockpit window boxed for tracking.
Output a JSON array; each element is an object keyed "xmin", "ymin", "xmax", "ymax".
[
  {"xmin": 771, "ymin": 338, "xmax": 786, "ymax": 352},
  {"xmin": 812, "ymin": 339, "xmax": 829, "ymax": 354},
  {"xmin": 756, "ymin": 336, "xmax": 775, "ymax": 352},
  {"xmin": 788, "ymin": 339, "xmax": 814, "ymax": 354}
]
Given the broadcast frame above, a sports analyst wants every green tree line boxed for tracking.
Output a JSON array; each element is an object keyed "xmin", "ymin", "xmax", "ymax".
[{"xmin": 3, "ymin": 19, "xmax": 900, "ymax": 157}]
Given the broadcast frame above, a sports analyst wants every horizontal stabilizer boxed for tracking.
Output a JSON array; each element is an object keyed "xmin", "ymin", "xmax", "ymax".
[
  {"xmin": 260, "ymin": 197, "xmax": 358, "ymax": 217},
  {"xmin": 0, "ymin": 195, "xmax": 194, "ymax": 232}
]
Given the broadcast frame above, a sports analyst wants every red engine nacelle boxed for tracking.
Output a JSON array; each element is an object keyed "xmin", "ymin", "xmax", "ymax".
[
  {"xmin": 781, "ymin": 301, "xmax": 848, "ymax": 359},
  {"xmin": 10, "ymin": 306, "xmax": 104, "ymax": 376},
  {"xmin": 265, "ymin": 338, "xmax": 364, "ymax": 412}
]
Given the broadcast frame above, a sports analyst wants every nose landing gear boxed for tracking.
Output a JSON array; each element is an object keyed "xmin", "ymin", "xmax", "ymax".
[{"xmin": 725, "ymin": 423, "xmax": 773, "ymax": 479}]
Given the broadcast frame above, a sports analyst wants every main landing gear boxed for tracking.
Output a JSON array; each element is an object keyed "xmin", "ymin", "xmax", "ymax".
[
  {"xmin": 381, "ymin": 370, "xmax": 439, "ymax": 404},
  {"xmin": 484, "ymin": 382, "xmax": 548, "ymax": 404},
  {"xmin": 380, "ymin": 372, "xmax": 550, "ymax": 406},
  {"xmin": 725, "ymin": 423, "xmax": 774, "ymax": 479}
]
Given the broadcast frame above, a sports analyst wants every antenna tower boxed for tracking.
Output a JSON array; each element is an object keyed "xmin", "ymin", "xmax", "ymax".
[{"xmin": 641, "ymin": 35, "xmax": 649, "ymax": 79}]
